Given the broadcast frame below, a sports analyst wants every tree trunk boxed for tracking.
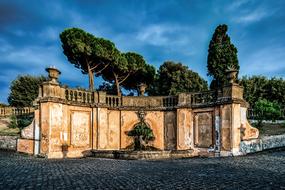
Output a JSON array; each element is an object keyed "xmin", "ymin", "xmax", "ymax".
[
  {"xmin": 113, "ymin": 72, "xmax": 121, "ymax": 96},
  {"xmin": 88, "ymin": 70, "xmax": 94, "ymax": 91}
]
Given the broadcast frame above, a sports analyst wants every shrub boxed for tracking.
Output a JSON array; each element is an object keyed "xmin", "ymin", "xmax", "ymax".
[
  {"xmin": 8, "ymin": 115, "xmax": 18, "ymax": 129},
  {"xmin": 7, "ymin": 115, "xmax": 33, "ymax": 129},
  {"xmin": 254, "ymin": 99, "xmax": 281, "ymax": 128},
  {"xmin": 127, "ymin": 122, "xmax": 155, "ymax": 150},
  {"xmin": 17, "ymin": 115, "xmax": 33, "ymax": 129}
]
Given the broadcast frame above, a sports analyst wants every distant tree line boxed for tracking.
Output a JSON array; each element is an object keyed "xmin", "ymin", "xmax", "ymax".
[{"xmin": 240, "ymin": 76, "xmax": 285, "ymax": 107}]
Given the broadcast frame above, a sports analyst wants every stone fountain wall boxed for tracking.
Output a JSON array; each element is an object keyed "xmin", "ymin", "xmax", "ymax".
[{"xmin": 17, "ymin": 68, "xmax": 259, "ymax": 158}]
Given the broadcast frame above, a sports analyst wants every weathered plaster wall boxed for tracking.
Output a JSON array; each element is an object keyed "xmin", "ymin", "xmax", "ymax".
[
  {"xmin": 97, "ymin": 109, "xmax": 120, "ymax": 150},
  {"xmin": 92, "ymin": 108, "xmax": 97, "ymax": 150},
  {"xmin": 221, "ymin": 105, "xmax": 231, "ymax": 151},
  {"xmin": 34, "ymin": 95, "xmax": 258, "ymax": 158},
  {"xmin": 177, "ymin": 109, "xmax": 192, "ymax": 150},
  {"xmin": 40, "ymin": 102, "xmax": 50, "ymax": 155},
  {"xmin": 164, "ymin": 111, "xmax": 177, "ymax": 150},
  {"xmin": 193, "ymin": 109, "xmax": 214, "ymax": 148},
  {"xmin": 145, "ymin": 111, "xmax": 164, "ymax": 150},
  {"xmin": 231, "ymin": 104, "xmax": 241, "ymax": 155},
  {"xmin": 42, "ymin": 103, "xmax": 93, "ymax": 158},
  {"xmin": 121, "ymin": 111, "xmax": 139, "ymax": 149}
]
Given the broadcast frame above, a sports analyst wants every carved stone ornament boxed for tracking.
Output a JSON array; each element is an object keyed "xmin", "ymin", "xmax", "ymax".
[
  {"xmin": 137, "ymin": 110, "xmax": 147, "ymax": 122},
  {"xmin": 138, "ymin": 83, "xmax": 147, "ymax": 96},
  {"xmin": 45, "ymin": 66, "xmax": 61, "ymax": 83}
]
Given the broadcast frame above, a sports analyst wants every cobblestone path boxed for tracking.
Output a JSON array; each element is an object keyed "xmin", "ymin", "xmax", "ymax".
[{"xmin": 0, "ymin": 150, "xmax": 285, "ymax": 189}]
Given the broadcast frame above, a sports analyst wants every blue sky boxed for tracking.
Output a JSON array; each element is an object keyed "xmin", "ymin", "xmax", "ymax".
[{"xmin": 0, "ymin": 0, "xmax": 285, "ymax": 103}]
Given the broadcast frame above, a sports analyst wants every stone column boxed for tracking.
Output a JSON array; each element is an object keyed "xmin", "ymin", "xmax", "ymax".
[
  {"xmin": 176, "ymin": 108, "xmax": 193, "ymax": 150},
  {"xmin": 176, "ymin": 93, "xmax": 193, "ymax": 150},
  {"xmin": 39, "ymin": 67, "xmax": 66, "ymax": 158},
  {"xmin": 219, "ymin": 83, "xmax": 244, "ymax": 156}
]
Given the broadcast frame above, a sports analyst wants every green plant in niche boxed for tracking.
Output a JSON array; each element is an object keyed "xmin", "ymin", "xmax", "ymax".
[{"xmin": 127, "ymin": 122, "xmax": 155, "ymax": 150}]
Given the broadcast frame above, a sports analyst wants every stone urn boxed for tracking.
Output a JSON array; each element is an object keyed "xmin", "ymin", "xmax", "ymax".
[
  {"xmin": 226, "ymin": 68, "xmax": 238, "ymax": 84},
  {"xmin": 138, "ymin": 83, "xmax": 147, "ymax": 96},
  {"xmin": 45, "ymin": 67, "xmax": 61, "ymax": 83}
]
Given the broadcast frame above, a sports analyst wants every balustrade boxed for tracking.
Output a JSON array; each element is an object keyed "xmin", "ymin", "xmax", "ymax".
[
  {"xmin": 0, "ymin": 107, "xmax": 34, "ymax": 116},
  {"xmin": 65, "ymin": 89, "xmax": 94, "ymax": 104},
  {"xmin": 190, "ymin": 91, "xmax": 217, "ymax": 105},
  {"xmin": 106, "ymin": 95, "xmax": 121, "ymax": 107}
]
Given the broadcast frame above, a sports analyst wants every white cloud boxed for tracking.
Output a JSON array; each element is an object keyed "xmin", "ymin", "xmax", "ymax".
[
  {"xmin": 234, "ymin": 8, "xmax": 269, "ymax": 24},
  {"xmin": 136, "ymin": 25, "xmax": 172, "ymax": 46},
  {"xmin": 38, "ymin": 27, "xmax": 60, "ymax": 41},
  {"xmin": 136, "ymin": 24, "xmax": 191, "ymax": 46},
  {"xmin": 227, "ymin": 0, "xmax": 251, "ymax": 11}
]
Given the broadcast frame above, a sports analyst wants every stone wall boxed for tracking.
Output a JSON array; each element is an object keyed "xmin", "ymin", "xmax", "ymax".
[
  {"xmin": 240, "ymin": 134, "xmax": 285, "ymax": 154},
  {"xmin": 16, "ymin": 67, "xmax": 260, "ymax": 158},
  {"xmin": 0, "ymin": 136, "xmax": 18, "ymax": 150}
]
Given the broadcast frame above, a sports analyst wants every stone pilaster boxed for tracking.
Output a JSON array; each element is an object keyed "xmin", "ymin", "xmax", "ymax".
[{"xmin": 176, "ymin": 108, "xmax": 193, "ymax": 150}]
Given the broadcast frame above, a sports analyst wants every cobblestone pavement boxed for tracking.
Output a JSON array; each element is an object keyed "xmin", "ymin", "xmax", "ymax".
[{"xmin": 0, "ymin": 150, "xmax": 285, "ymax": 190}]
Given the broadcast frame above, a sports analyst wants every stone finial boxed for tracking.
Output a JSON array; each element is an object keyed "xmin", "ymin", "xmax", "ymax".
[
  {"xmin": 138, "ymin": 83, "xmax": 147, "ymax": 96},
  {"xmin": 45, "ymin": 66, "xmax": 61, "ymax": 84},
  {"xmin": 226, "ymin": 68, "xmax": 238, "ymax": 84}
]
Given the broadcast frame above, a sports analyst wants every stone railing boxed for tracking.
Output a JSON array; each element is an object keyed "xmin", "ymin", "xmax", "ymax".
[
  {"xmin": 38, "ymin": 67, "xmax": 245, "ymax": 110},
  {"xmin": 65, "ymin": 88, "xmax": 94, "ymax": 104},
  {"xmin": 106, "ymin": 95, "xmax": 122, "ymax": 107},
  {"xmin": 190, "ymin": 91, "xmax": 217, "ymax": 106},
  {"xmin": 39, "ymin": 83, "xmax": 220, "ymax": 109},
  {"xmin": 0, "ymin": 107, "xmax": 34, "ymax": 117},
  {"xmin": 121, "ymin": 96, "xmax": 178, "ymax": 108}
]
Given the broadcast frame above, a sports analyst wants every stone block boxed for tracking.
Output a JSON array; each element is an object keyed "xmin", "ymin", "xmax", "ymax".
[{"xmin": 17, "ymin": 139, "xmax": 34, "ymax": 154}]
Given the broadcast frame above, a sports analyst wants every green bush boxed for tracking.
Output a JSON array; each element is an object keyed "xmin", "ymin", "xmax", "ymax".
[
  {"xmin": 8, "ymin": 115, "xmax": 18, "ymax": 129},
  {"xmin": 17, "ymin": 116, "xmax": 33, "ymax": 129},
  {"xmin": 8, "ymin": 115, "xmax": 33, "ymax": 129},
  {"xmin": 254, "ymin": 99, "xmax": 281, "ymax": 128},
  {"xmin": 127, "ymin": 122, "xmax": 155, "ymax": 150}
]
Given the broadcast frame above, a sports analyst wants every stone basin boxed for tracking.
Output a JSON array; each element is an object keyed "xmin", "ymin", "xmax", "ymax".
[{"xmin": 91, "ymin": 150, "xmax": 195, "ymax": 160}]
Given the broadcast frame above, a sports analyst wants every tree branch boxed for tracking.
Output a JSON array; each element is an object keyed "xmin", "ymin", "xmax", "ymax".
[
  {"xmin": 94, "ymin": 63, "xmax": 110, "ymax": 75},
  {"xmin": 118, "ymin": 73, "xmax": 131, "ymax": 84}
]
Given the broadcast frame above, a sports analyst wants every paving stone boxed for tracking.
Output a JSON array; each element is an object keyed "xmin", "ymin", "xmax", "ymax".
[{"xmin": 0, "ymin": 150, "xmax": 285, "ymax": 189}]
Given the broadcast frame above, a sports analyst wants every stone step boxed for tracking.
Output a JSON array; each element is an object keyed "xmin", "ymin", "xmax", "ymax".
[{"xmin": 91, "ymin": 149, "xmax": 197, "ymax": 160}]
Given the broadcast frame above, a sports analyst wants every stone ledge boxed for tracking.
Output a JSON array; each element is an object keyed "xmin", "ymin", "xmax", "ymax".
[
  {"xmin": 91, "ymin": 150, "xmax": 195, "ymax": 160},
  {"xmin": 240, "ymin": 134, "xmax": 285, "ymax": 154}
]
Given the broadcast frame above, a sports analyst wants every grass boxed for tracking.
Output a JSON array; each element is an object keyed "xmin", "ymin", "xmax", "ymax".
[
  {"xmin": 0, "ymin": 118, "xmax": 20, "ymax": 136},
  {"xmin": 0, "ymin": 125, "xmax": 20, "ymax": 136},
  {"xmin": 253, "ymin": 122, "xmax": 285, "ymax": 137}
]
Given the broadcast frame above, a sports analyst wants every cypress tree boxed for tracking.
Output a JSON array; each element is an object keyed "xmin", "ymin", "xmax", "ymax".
[{"xmin": 207, "ymin": 24, "xmax": 239, "ymax": 89}]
